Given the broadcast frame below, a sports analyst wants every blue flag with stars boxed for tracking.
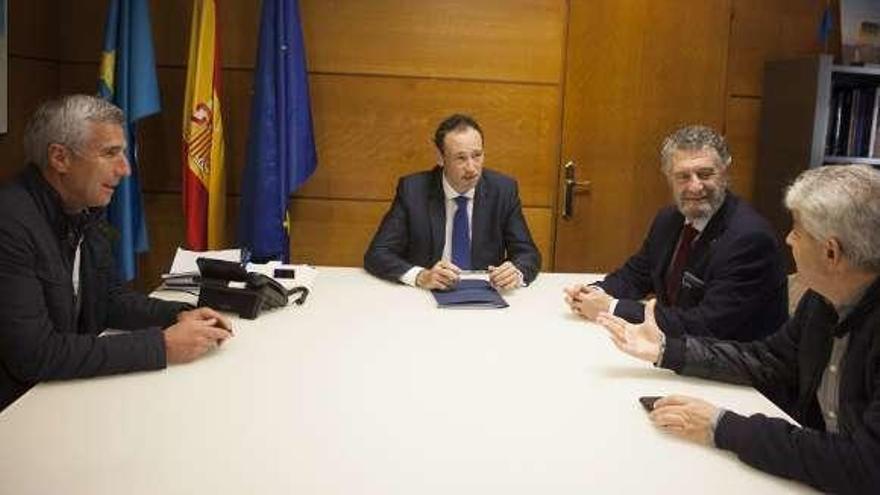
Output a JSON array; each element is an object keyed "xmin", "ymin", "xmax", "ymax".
[{"xmin": 239, "ymin": 0, "xmax": 318, "ymax": 262}]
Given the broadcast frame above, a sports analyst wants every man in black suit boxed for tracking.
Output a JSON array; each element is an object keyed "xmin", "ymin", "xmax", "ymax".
[
  {"xmin": 596, "ymin": 165, "xmax": 880, "ymax": 493},
  {"xmin": 565, "ymin": 125, "xmax": 787, "ymax": 341},
  {"xmin": 364, "ymin": 114, "xmax": 541, "ymax": 290}
]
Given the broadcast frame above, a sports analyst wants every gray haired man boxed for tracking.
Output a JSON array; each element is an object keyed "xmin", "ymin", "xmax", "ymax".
[
  {"xmin": 0, "ymin": 95, "xmax": 233, "ymax": 411},
  {"xmin": 565, "ymin": 125, "xmax": 787, "ymax": 341},
  {"xmin": 597, "ymin": 164, "xmax": 880, "ymax": 493}
]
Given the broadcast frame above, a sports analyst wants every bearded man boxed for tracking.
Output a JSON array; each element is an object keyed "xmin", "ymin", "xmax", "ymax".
[{"xmin": 564, "ymin": 125, "xmax": 787, "ymax": 341}]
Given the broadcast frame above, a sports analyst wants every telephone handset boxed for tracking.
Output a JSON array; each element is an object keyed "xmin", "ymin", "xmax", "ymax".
[
  {"xmin": 243, "ymin": 271, "xmax": 288, "ymax": 307},
  {"xmin": 196, "ymin": 257, "xmax": 289, "ymax": 319}
]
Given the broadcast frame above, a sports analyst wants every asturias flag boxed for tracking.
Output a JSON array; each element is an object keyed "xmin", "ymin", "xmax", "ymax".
[
  {"xmin": 239, "ymin": 0, "xmax": 317, "ymax": 262},
  {"xmin": 98, "ymin": 0, "xmax": 160, "ymax": 281},
  {"xmin": 183, "ymin": 0, "xmax": 226, "ymax": 250}
]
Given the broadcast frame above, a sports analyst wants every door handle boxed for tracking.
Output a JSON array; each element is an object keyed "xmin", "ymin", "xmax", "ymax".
[{"xmin": 562, "ymin": 161, "xmax": 591, "ymax": 219}]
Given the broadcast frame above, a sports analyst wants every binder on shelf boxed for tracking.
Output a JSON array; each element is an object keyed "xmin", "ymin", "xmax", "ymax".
[
  {"xmin": 827, "ymin": 88, "xmax": 845, "ymax": 155},
  {"xmin": 825, "ymin": 82, "xmax": 880, "ymax": 159},
  {"xmin": 870, "ymin": 87, "xmax": 880, "ymax": 157}
]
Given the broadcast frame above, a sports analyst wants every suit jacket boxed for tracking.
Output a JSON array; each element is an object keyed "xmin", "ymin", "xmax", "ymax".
[
  {"xmin": 597, "ymin": 193, "xmax": 787, "ymax": 341},
  {"xmin": 661, "ymin": 279, "xmax": 880, "ymax": 493},
  {"xmin": 364, "ymin": 167, "xmax": 541, "ymax": 284},
  {"xmin": 0, "ymin": 166, "xmax": 191, "ymax": 411}
]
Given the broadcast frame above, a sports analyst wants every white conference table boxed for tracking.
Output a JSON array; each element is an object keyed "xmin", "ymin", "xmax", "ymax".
[{"xmin": 0, "ymin": 267, "xmax": 810, "ymax": 494}]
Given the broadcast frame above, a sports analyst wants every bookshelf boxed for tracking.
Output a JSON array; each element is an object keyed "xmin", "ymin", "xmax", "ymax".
[{"xmin": 754, "ymin": 55, "xmax": 880, "ymax": 244}]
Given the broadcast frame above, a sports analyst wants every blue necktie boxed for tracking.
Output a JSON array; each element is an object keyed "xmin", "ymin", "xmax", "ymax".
[{"xmin": 452, "ymin": 195, "xmax": 471, "ymax": 269}]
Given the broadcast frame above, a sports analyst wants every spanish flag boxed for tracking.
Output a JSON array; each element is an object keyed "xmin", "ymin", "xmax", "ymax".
[{"xmin": 183, "ymin": 0, "xmax": 225, "ymax": 250}]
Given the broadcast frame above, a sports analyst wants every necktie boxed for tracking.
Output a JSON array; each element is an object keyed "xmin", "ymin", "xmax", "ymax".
[
  {"xmin": 451, "ymin": 195, "xmax": 471, "ymax": 269},
  {"xmin": 665, "ymin": 223, "xmax": 699, "ymax": 305}
]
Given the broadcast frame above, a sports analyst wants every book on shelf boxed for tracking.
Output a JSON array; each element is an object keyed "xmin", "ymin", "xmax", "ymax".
[
  {"xmin": 869, "ymin": 87, "xmax": 880, "ymax": 157},
  {"xmin": 826, "ymin": 82, "xmax": 880, "ymax": 158}
]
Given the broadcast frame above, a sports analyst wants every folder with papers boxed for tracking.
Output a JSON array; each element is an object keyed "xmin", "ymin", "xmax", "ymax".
[{"xmin": 431, "ymin": 279, "xmax": 508, "ymax": 309}]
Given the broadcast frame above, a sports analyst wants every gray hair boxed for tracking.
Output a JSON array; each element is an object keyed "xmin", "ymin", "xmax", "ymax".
[
  {"xmin": 660, "ymin": 125, "xmax": 732, "ymax": 174},
  {"xmin": 24, "ymin": 94, "xmax": 125, "ymax": 168},
  {"xmin": 784, "ymin": 164, "xmax": 880, "ymax": 272}
]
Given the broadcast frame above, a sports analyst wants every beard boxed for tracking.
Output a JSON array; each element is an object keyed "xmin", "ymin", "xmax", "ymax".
[{"xmin": 676, "ymin": 189, "xmax": 726, "ymax": 221}]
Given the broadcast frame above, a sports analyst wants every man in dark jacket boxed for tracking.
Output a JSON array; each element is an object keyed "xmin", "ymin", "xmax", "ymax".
[
  {"xmin": 565, "ymin": 125, "xmax": 787, "ymax": 341},
  {"xmin": 0, "ymin": 95, "xmax": 233, "ymax": 412},
  {"xmin": 597, "ymin": 164, "xmax": 880, "ymax": 493},
  {"xmin": 364, "ymin": 114, "xmax": 540, "ymax": 290}
]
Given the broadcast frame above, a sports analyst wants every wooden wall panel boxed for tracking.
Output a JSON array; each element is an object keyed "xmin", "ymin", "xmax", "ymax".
[
  {"xmin": 56, "ymin": 62, "xmax": 98, "ymax": 95},
  {"xmin": 139, "ymin": 66, "xmax": 188, "ymax": 192},
  {"xmin": 300, "ymin": 0, "xmax": 565, "ymax": 83},
  {"xmin": 138, "ymin": 193, "xmax": 186, "ymax": 286},
  {"xmin": 0, "ymin": 59, "xmax": 59, "ymax": 180},
  {"xmin": 150, "ymin": 0, "xmax": 261, "ymax": 67},
  {"xmin": 522, "ymin": 207, "xmax": 553, "ymax": 269},
  {"xmin": 138, "ymin": 190, "xmax": 244, "ymax": 289},
  {"xmin": 38, "ymin": 0, "xmax": 565, "ymax": 283},
  {"xmin": 304, "ymin": 74, "xmax": 560, "ymax": 206},
  {"xmin": 628, "ymin": 1, "xmax": 730, "ymax": 216},
  {"xmin": 115, "ymin": 71, "xmax": 560, "ymax": 206},
  {"xmin": 288, "ymin": 198, "xmax": 554, "ymax": 268},
  {"xmin": 2, "ymin": 0, "xmax": 823, "ymax": 283},
  {"xmin": 166, "ymin": 67, "xmax": 266, "ymax": 197},
  {"xmin": 727, "ymin": 0, "xmax": 824, "ymax": 96},
  {"xmin": 0, "ymin": 0, "xmax": 59, "ymax": 181},
  {"xmin": 52, "ymin": 0, "xmax": 259, "ymax": 67},
  {"xmin": 556, "ymin": 0, "xmax": 731, "ymax": 272},
  {"xmin": 134, "ymin": 194, "xmax": 555, "ymax": 287},
  {"xmin": 288, "ymin": 199, "xmax": 390, "ymax": 266},
  {"xmin": 725, "ymin": 97, "xmax": 761, "ymax": 201},
  {"xmin": 53, "ymin": 2, "xmax": 104, "ymax": 63},
  {"xmin": 55, "ymin": 0, "xmax": 566, "ymax": 81},
  {"xmin": 723, "ymin": 0, "xmax": 824, "ymax": 219},
  {"xmin": 7, "ymin": 0, "xmax": 57, "ymax": 60},
  {"xmin": 51, "ymin": 63, "xmax": 251, "ymax": 200}
]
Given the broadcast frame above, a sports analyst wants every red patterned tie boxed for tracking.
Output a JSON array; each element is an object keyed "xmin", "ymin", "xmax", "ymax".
[{"xmin": 665, "ymin": 224, "xmax": 699, "ymax": 305}]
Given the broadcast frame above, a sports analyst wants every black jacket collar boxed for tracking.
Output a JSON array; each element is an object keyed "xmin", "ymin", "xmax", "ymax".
[
  {"xmin": 835, "ymin": 276, "xmax": 880, "ymax": 337},
  {"xmin": 20, "ymin": 164, "xmax": 106, "ymax": 251}
]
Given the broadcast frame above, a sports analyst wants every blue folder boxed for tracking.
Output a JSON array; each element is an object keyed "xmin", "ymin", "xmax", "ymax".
[{"xmin": 431, "ymin": 279, "xmax": 508, "ymax": 309}]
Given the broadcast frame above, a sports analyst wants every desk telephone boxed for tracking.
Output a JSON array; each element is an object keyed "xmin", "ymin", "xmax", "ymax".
[{"xmin": 196, "ymin": 258, "xmax": 307, "ymax": 319}]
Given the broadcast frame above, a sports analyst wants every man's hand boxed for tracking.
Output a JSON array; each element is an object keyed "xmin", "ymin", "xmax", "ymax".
[
  {"xmin": 488, "ymin": 261, "xmax": 522, "ymax": 291},
  {"xmin": 595, "ymin": 299, "xmax": 663, "ymax": 363},
  {"xmin": 564, "ymin": 285, "xmax": 612, "ymax": 320},
  {"xmin": 416, "ymin": 260, "xmax": 461, "ymax": 290},
  {"xmin": 563, "ymin": 284, "xmax": 587, "ymax": 311},
  {"xmin": 178, "ymin": 306, "xmax": 233, "ymax": 332},
  {"xmin": 649, "ymin": 395, "xmax": 720, "ymax": 446},
  {"xmin": 164, "ymin": 312, "xmax": 233, "ymax": 364}
]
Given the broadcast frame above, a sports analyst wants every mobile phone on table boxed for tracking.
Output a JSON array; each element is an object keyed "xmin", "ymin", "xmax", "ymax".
[
  {"xmin": 273, "ymin": 268, "xmax": 296, "ymax": 279},
  {"xmin": 639, "ymin": 396, "xmax": 663, "ymax": 412}
]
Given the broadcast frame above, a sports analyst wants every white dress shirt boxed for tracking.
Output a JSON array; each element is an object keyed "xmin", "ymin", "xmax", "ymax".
[{"xmin": 400, "ymin": 175, "xmax": 474, "ymax": 286}]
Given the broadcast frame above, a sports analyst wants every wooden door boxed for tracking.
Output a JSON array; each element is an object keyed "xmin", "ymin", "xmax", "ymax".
[{"xmin": 553, "ymin": 0, "xmax": 731, "ymax": 272}]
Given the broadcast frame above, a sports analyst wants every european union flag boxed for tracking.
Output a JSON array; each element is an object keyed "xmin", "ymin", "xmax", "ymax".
[
  {"xmin": 239, "ymin": 0, "xmax": 317, "ymax": 262},
  {"xmin": 98, "ymin": 0, "xmax": 160, "ymax": 281}
]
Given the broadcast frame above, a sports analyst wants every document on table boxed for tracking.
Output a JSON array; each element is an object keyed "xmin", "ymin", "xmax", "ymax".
[
  {"xmin": 168, "ymin": 247, "xmax": 242, "ymax": 274},
  {"xmin": 431, "ymin": 279, "xmax": 508, "ymax": 309}
]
